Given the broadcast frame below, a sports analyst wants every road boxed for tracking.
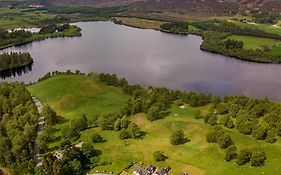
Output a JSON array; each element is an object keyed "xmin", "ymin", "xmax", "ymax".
[{"xmin": 32, "ymin": 96, "xmax": 44, "ymax": 166}]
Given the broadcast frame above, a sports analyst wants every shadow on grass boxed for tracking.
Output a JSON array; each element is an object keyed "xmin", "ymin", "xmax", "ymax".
[
  {"xmin": 57, "ymin": 115, "xmax": 68, "ymax": 124},
  {"xmin": 48, "ymin": 145, "xmax": 60, "ymax": 152}
]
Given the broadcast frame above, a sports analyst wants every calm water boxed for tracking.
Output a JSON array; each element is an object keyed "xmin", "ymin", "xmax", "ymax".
[{"xmin": 3, "ymin": 21, "xmax": 281, "ymax": 100}]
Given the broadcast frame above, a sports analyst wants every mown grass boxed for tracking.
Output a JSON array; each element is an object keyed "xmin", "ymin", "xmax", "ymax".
[
  {"xmin": 27, "ymin": 74, "xmax": 129, "ymax": 148},
  {"xmin": 228, "ymin": 35, "xmax": 279, "ymax": 50},
  {"xmin": 27, "ymin": 74, "xmax": 129, "ymax": 120},
  {"xmin": 82, "ymin": 104, "xmax": 281, "ymax": 175},
  {"xmin": 28, "ymin": 74, "xmax": 281, "ymax": 175}
]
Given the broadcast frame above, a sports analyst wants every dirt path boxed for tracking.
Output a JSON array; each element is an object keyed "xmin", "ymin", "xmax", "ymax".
[{"xmin": 32, "ymin": 96, "xmax": 44, "ymax": 166}]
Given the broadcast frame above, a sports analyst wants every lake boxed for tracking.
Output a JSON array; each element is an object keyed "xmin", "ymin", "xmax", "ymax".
[{"xmin": 2, "ymin": 21, "xmax": 281, "ymax": 100}]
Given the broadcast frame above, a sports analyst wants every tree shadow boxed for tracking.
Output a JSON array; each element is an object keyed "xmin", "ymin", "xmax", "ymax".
[
  {"xmin": 182, "ymin": 138, "xmax": 191, "ymax": 144},
  {"xmin": 52, "ymin": 135, "xmax": 62, "ymax": 143},
  {"xmin": 57, "ymin": 115, "xmax": 68, "ymax": 124},
  {"xmin": 94, "ymin": 149, "xmax": 103, "ymax": 157},
  {"xmin": 48, "ymin": 145, "xmax": 60, "ymax": 152}
]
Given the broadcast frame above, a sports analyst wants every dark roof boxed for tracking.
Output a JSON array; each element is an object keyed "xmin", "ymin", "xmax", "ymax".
[{"xmin": 146, "ymin": 165, "xmax": 156, "ymax": 172}]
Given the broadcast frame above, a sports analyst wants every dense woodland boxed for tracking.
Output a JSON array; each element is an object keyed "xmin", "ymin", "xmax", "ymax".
[
  {"xmin": 160, "ymin": 22, "xmax": 189, "ymax": 34},
  {"xmin": 0, "ymin": 82, "xmax": 39, "ymax": 174},
  {"xmin": 0, "ymin": 52, "xmax": 33, "ymax": 70}
]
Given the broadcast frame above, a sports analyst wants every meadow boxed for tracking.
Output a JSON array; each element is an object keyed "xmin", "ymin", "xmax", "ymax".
[
  {"xmin": 228, "ymin": 20, "xmax": 281, "ymax": 36},
  {"xmin": 0, "ymin": 7, "xmax": 56, "ymax": 29},
  {"xmin": 228, "ymin": 35, "xmax": 278, "ymax": 50},
  {"xmin": 114, "ymin": 17, "xmax": 200, "ymax": 33},
  {"xmin": 27, "ymin": 74, "xmax": 281, "ymax": 175},
  {"xmin": 114, "ymin": 17, "xmax": 165, "ymax": 30}
]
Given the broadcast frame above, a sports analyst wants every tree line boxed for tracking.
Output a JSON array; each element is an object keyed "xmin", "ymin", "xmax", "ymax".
[
  {"xmin": 160, "ymin": 22, "xmax": 189, "ymax": 34},
  {"xmin": 200, "ymin": 31, "xmax": 281, "ymax": 63},
  {"xmin": 0, "ymin": 52, "xmax": 33, "ymax": 70},
  {"xmin": 191, "ymin": 20, "xmax": 281, "ymax": 40},
  {"xmin": 0, "ymin": 82, "xmax": 39, "ymax": 174}
]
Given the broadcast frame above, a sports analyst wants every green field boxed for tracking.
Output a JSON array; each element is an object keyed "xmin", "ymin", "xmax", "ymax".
[
  {"xmin": 0, "ymin": 7, "xmax": 56, "ymax": 29},
  {"xmin": 228, "ymin": 20, "xmax": 281, "ymax": 36},
  {"xmin": 228, "ymin": 35, "xmax": 279, "ymax": 50},
  {"xmin": 27, "ymin": 74, "xmax": 129, "ymax": 120},
  {"xmin": 27, "ymin": 74, "xmax": 281, "ymax": 175},
  {"xmin": 113, "ymin": 17, "xmax": 200, "ymax": 33}
]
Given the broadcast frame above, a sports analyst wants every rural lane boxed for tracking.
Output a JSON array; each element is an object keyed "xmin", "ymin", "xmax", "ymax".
[{"xmin": 32, "ymin": 96, "xmax": 44, "ymax": 166}]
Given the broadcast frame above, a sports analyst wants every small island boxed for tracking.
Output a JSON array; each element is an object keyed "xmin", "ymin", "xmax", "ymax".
[{"xmin": 0, "ymin": 52, "xmax": 33, "ymax": 71}]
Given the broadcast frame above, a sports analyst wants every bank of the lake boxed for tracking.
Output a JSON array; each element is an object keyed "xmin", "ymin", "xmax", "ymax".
[
  {"xmin": 0, "ymin": 52, "xmax": 33, "ymax": 71},
  {"xmin": 113, "ymin": 17, "xmax": 281, "ymax": 63},
  {"xmin": 4, "ymin": 21, "xmax": 281, "ymax": 100},
  {"xmin": 0, "ymin": 25, "xmax": 81, "ymax": 50}
]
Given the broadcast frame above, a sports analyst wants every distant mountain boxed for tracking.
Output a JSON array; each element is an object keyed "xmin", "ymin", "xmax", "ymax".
[{"xmin": 46, "ymin": 0, "xmax": 281, "ymax": 13}]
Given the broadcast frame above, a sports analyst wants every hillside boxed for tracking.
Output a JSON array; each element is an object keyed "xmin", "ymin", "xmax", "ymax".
[
  {"xmin": 27, "ymin": 73, "xmax": 281, "ymax": 175},
  {"xmin": 46, "ymin": 0, "xmax": 281, "ymax": 13}
]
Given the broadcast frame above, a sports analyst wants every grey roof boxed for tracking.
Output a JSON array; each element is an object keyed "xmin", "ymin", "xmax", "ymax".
[
  {"xmin": 156, "ymin": 168, "xmax": 167, "ymax": 175},
  {"xmin": 134, "ymin": 167, "xmax": 150, "ymax": 175}
]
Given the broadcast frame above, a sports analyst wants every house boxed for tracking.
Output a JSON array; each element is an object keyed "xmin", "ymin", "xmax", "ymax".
[
  {"xmin": 155, "ymin": 168, "xmax": 168, "ymax": 175},
  {"xmin": 181, "ymin": 172, "xmax": 190, "ymax": 175},
  {"xmin": 146, "ymin": 165, "xmax": 156, "ymax": 174},
  {"xmin": 134, "ymin": 167, "xmax": 150, "ymax": 175}
]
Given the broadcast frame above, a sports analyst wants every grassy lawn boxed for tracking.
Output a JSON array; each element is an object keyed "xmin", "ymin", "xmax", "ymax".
[
  {"xmin": 228, "ymin": 35, "xmax": 279, "ymax": 50},
  {"xmin": 27, "ymin": 74, "xmax": 130, "ymax": 148},
  {"xmin": 228, "ymin": 20, "xmax": 281, "ymax": 36},
  {"xmin": 27, "ymin": 74, "xmax": 281, "ymax": 175},
  {"xmin": 27, "ymin": 74, "xmax": 129, "ymax": 120},
  {"xmin": 81, "ymin": 105, "xmax": 281, "ymax": 175},
  {"xmin": 0, "ymin": 7, "xmax": 56, "ymax": 29}
]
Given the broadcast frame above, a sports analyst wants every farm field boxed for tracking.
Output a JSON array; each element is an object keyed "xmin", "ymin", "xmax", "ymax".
[
  {"xmin": 28, "ymin": 74, "xmax": 281, "ymax": 175},
  {"xmin": 0, "ymin": 7, "xmax": 56, "ymax": 29}
]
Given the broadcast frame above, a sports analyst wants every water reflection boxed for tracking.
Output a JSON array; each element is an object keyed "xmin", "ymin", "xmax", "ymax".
[
  {"xmin": 3, "ymin": 22, "xmax": 281, "ymax": 100},
  {"xmin": 0, "ymin": 62, "xmax": 33, "ymax": 79}
]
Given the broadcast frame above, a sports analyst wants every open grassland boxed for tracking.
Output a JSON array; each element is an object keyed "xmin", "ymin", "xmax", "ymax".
[
  {"xmin": 0, "ymin": 7, "xmax": 56, "ymax": 29},
  {"xmin": 228, "ymin": 35, "xmax": 281, "ymax": 55},
  {"xmin": 27, "ymin": 74, "xmax": 129, "ymax": 120},
  {"xmin": 114, "ymin": 17, "xmax": 165, "ymax": 30},
  {"xmin": 28, "ymin": 74, "xmax": 281, "ymax": 175},
  {"xmin": 27, "ymin": 74, "xmax": 130, "ymax": 148},
  {"xmin": 114, "ymin": 17, "xmax": 200, "ymax": 33},
  {"xmin": 228, "ymin": 35, "xmax": 279, "ymax": 50},
  {"xmin": 228, "ymin": 20, "xmax": 281, "ymax": 36}
]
